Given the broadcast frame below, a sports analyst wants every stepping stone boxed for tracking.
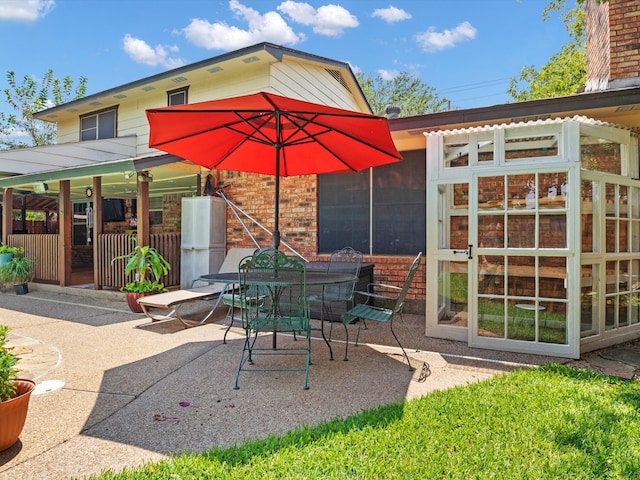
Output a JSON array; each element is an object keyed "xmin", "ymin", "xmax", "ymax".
[
  {"xmin": 599, "ymin": 347, "xmax": 640, "ymax": 368},
  {"xmin": 587, "ymin": 355, "xmax": 636, "ymax": 379}
]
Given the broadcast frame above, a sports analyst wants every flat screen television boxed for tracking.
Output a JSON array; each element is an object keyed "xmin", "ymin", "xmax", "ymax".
[{"xmin": 102, "ymin": 198, "xmax": 125, "ymax": 222}]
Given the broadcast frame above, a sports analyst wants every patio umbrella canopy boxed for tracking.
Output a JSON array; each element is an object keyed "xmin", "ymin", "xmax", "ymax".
[{"xmin": 146, "ymin": 91, "xmax": 402, "ymax": 248}]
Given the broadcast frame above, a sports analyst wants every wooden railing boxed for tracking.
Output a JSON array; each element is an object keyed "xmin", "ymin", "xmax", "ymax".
[
  {"xmin": 97, "ymin": 233, "xmax": 181, "ymax": 290},
  {"xmin": 7, "ymin": 234, "xmax": 59, "ymax": 282},
  {"xmin": 150, "ymin": 233, "xmax": 181, "ymax": 287},
  {"xmin": 97, "ymin": 233, "xmax": 136, "ymax": 289},
  {"xmin": 4, "ymin": 233, "xmax": 180, "ymax": 289}
]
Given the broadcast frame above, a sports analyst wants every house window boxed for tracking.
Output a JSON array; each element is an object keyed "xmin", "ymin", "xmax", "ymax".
[
  {"xmin": 149, "ymin": 196, "xmax": 163, "ymax": 226},
  {"xmin": 318, "ymin": 149, "xmax": 426, "ymax": 255},
  {"xmin": 80, "ymin": 107, "xmax": 117, "ymax": 141},
  {"xmin": 72, "ymin": 202, "xmax": 90, "ymax": 245},
  {"xmin": 168, "ymin": 87, "xmax": 188, "ymax": 106},
  {"xmin": 318, "ymin": 170, "xmax": 370, "ymax": 254}
]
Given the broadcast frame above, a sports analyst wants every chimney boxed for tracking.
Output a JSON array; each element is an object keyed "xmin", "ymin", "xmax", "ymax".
[{"xmin": 585, "ymin": 0, "xmax": 640, "ymax": 92}]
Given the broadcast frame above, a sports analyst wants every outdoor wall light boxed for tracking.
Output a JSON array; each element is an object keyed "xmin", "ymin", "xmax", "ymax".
[{"xmin": 33, "ymin": 182, "xmax": 48, "ymax": 193}]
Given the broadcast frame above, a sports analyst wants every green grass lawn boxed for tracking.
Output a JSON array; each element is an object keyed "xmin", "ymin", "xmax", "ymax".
[{"xmin": 89, "ymin": 365, "xmax": 640, "ymax": 479}]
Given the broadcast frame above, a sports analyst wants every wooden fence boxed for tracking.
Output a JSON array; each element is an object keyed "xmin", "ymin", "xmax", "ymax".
[
  {"xmin": 3, "ymin": 233, "xmax": 180, "ymax": 289},
  {"xmin": 7, "ymin": 234, "xmax": 58, "ymax": 282},
  {"xmin": 97, "ymin": 233, "xmax": 181, "ymax": 289}
]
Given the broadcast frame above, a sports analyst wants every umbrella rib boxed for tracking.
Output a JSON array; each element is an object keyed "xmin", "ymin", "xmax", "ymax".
[
  {"xmin": 149, "ymin": 111, "xmax": 271, "ymax": 148},
  {"xmin": 282, "ymin": 113, "xmax": 402, "ymax": 169},
  {"xmin": 206, "ymin": 112, "xmax": 279, "ymax": 169}
]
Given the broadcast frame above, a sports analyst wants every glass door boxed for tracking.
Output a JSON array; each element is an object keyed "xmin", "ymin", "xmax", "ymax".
[
  {"xmin": 427, "ymin": 181, "xmax": 471, "ymax": 342},
  {"xmin": 427, "ymin": 172, "xmax": 576, "ymax": 357},
  {"xmin": 471, "ymin": 171, "xmax": 574, "ymax": 357}
]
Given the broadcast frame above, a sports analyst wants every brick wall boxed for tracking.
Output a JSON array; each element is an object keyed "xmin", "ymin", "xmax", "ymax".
[
  {"xmin": 215, "ymin": 170, "xmax": 318, "ymax": 259},
  {"xmin": 609, "ymin": 0, "xmax": 640, "ymax": 82},
  {"xmin": 152, "ymin": 193, "xmax": 189, "ymax": 234},
  {"xmin": 200, "ymin": 170, "xmax": 427, "ymax": 312}
]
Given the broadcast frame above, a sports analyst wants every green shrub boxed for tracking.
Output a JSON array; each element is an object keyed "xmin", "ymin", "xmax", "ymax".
[{"xmin": 0, "ymin": 325, "xmax": 18, "ymax": 402}]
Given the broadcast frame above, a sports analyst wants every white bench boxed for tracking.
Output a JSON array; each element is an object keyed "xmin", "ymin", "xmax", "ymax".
[{"xmin": 137, "ymin": 248, "xmax": 256, "ymax": 328}]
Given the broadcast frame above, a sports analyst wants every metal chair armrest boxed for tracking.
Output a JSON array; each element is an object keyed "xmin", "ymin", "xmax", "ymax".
[
  {"xmin": 368, "ymin": 282, "xmax": 402, "ymax": 292},
  {"xmin": 354, "ymin": 290, "xmax": 395, "ymax": 302}
]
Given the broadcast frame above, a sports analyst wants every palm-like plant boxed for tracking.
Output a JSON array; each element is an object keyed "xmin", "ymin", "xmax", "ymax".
[{"xmin": 112, "ymin": 238, "xmax": 170, "ymax": 293}]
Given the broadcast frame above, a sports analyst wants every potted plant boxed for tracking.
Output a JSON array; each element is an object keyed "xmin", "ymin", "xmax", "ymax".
[
  {"xmin": 0, "ymin": 255, "xmax": 33, "ymax": 295},
  {"xmin": 0, "ymin": 325, "xmax": 36, "ymax": 452},
  {"xmin": 112, "ymin": 239, "xmax": 171, "ymax": 313},
  {"xmin": 0, "ymin": 245, "xmax": 23, "ymax": 268}
]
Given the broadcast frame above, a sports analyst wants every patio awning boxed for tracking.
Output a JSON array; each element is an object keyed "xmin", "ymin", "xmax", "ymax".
[
  {"xmin": 0, "ymin": 136, "xmax": 138, "ymax": 176},
  {"xmin": 0, "ymin": 152, "xmax": 185, "ymax": 189},
  {"xmin": 0, "ymin": 148, "xmax": 201, "ymax": 201}
]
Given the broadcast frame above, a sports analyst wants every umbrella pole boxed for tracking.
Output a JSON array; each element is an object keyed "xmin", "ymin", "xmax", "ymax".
[
  {"xmin": 273, "ymin": 118, "xmax": 281, "ymax": 250},
  {"xmin": 272, "ymin": 172, "xmax": 280, "ymax": 249}
]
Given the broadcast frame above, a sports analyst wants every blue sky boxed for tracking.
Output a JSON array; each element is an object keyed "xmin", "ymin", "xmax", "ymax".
[{"xmin": 0, "ymin": 0, "xmax": 572, "ymax": 111}]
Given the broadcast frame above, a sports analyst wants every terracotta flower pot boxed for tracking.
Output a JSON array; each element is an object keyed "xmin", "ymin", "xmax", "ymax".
[
  {"xmin": 125, "ymin": 291, "xmax": 155, "ymax": 313},
  {"xmin": 0, "ymin": 378, "xmax": 36, "ymax": 452}
]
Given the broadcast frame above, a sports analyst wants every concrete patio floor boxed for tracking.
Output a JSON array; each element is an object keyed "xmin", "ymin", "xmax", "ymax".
[{"xmin": 0, "ymin": 283, "xmax": 638, "ymax": 479}]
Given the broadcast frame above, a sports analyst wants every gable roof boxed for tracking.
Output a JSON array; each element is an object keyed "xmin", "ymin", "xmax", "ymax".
[
  {"xmin": 35, "ymin": 42, "xmax": 371, "ymax": 122},
  {"xmin": 0, "ymin": 42, "xmax": 370, "ymax": 199}
]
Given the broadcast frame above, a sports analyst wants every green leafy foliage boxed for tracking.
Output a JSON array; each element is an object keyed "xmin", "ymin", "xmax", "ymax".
[
  {"xmin": 0, "ymin": 325, "xmax": 18, "ymax": 402},
  {"xmin": 356, "ymin": 71, "xmax": 451, "ymax": 117},
  {"xmin": 0, "ymin": 69, "xmax": 87, "ymax": 149},
  {"xmin": 121, "ymin": 279, "xmax": 166, "ymax": 294},
  {"xmin": 0, "ymin": 245, "xmax": 23, "ymax": 255},
  {"xmin": 111, "ymin": 238, "xmax": 170, "ymax": 293},
  {"xmin": 0, "ymin": 255, "xmax": 33, "ymax": 285},
  {"xmin": 508, "ymin": 5, "xmax": 586, "ymax": 101}
]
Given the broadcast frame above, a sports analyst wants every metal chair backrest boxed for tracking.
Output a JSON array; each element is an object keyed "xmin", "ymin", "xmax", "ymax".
[
  {"xmin": 325, "ymin": 247, "xmax": 362, "ymax": 302},
  {"xmin": 392, "ymin": 252, "xmax": 423, "ymax": 315},
  {"xmin": 239, "ymin": 249, "xmax": 308, "ymax": 324}
]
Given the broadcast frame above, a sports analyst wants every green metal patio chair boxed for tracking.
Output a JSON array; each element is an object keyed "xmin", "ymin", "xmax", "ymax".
[
  {"xmin": 234, "ymin": 249, "xmax": 311, "ymax": 390},
  {"xmin": 341, "ymin": 252, "xmax": 423, "ymax": 371},
  {"xmin": 308, "ymin": 246, "xmax": 362, "ymax": 340},
  {"xmin": 219, "ymin": 248, "xmax": 265, "ymax": 343}
]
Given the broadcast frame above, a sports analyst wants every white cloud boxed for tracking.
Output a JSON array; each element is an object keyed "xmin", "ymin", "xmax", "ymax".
[
  {"xmin": 0, "ymin": 0, "xmax": 54, "ymax": 22},
  {"xmin": 415, "ymin": 21, "xmax": 477, "ymax": 53},
  {"xmin": 278, "ymin": 1, "xmax": 358, "ymax": 37},
  {"xmin": 371, "ymin": 6, "xmax": 411, "ymax": 24},
  {"xmin": 183, "ymin": 0, "xmax": 303, "ymax": 51},
  {"xmin": 122, "ymin": 34, "xmax": 185, "ymax": 69},
  {"xmin": 378, "ymin": 69, "xmax": 400, "ymax": 81}
]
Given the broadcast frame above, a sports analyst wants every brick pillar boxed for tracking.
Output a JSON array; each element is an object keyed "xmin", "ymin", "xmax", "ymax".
[
  {"xmin": 608, "ymin": 0, "xmax": 640, "ymax": 84},
  {"xmin": 585, "ymin": 0, "xmax": 640, "ymax": 91}
]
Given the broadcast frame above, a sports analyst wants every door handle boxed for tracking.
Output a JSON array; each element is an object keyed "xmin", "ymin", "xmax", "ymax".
[{"xmin": 453, "ymin": 244, "xmax": 473, "ymax": 259}]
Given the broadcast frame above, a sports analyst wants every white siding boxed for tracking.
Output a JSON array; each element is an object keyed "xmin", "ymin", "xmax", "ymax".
[
  {"xmin": 53, "ymin": 55, "xmax": 365, "ymax": 157},
  {"xmin": 270, "ymin": 62, "xmax": 360, "ymax": 111}
]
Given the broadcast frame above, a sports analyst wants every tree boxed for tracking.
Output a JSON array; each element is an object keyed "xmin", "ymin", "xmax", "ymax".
[
  {"xmin": 0, "ymin": 69, "xmax": 87, "ymax": 149},
  {"xmin": 507, "ymin": 2, "xmax": 590, "ymax": 101},
  {"xmin": 356, "ymin": 71, "xmax": 450, "ymax": 117}
]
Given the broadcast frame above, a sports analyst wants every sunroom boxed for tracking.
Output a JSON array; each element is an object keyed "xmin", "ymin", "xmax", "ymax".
[{"xmin": 426, "ymin": 116, "xmax": 640, "ymax": 359}]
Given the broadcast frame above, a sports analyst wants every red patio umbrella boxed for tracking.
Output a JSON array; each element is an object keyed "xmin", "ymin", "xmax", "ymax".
[{"xmin": 146, "ymin": 91, "xmax": 401, "ymax": 248}]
